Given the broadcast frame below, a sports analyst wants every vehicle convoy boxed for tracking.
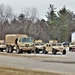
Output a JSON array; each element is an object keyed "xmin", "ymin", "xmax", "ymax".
[
  {"xmin": 69, "ymin": 42, "xmax": 75, "ymax": 52},
  {"xmin": 5, "ymin": 34, "xmax": 35, "ymax": 53},
  {"xmin": 34, "ymin": 39, "xmax": 45, "ymax": 53},
  {"xmin": 43, "ymin": 40, "xmax": 66, "ymax": 54},
  {"xmin": 0, "ymin": 40, "xmax": 6, "ymax": 51}
]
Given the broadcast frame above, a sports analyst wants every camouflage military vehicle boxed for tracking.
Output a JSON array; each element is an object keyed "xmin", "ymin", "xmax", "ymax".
[
  {"xmin": 34, "ymin": 39, "xmax": 45, "ymax": 53},
  {"xmin": 44, "ymin": 43, "xmax": 66, "ymax": 54},
  {"xmin": 0, "ymin": 40, "xmax": 6, "ymax": 51},
  {"xmin": 5, "ymin": 34, "xmax": 35, "ymax": 53}
]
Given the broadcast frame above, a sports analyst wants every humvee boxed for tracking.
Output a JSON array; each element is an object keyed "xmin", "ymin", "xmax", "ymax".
[
  {"xmin": 34, "ymin": 39, "xmax": 45, "ymax": 53},
  {"xmin": 0, "ymin": 40, "xmax": 6, "ymax": 51},
  {"xmin": 44, "ymin": 43, "xmax": 66, "ymax": 54},
  {"xmin": 5, "ymin": 34, "xmax": 35, "ymax": 53}
]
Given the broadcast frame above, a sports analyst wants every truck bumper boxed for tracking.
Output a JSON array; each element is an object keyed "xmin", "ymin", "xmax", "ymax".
[{"xmin": 20, "ymin": 47, "xmax": 35, "ymax": 51}]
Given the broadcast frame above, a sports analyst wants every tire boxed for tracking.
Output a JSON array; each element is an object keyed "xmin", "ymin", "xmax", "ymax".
[
  {"xmin": 27, "ymin": 50, "xmax": 32, "ymax": 54},
  {"xmin": 6, "ymin": 46, "xmax": 9, "ymax": 53},
  {"xmin": 9, "ymin": 46, "xmax": 13, "ymax": 53},
  {"xmin": 62, "ymin": 50, "xmax": 66, "ymax": 55},
  {"xmin": 0, "ymin": 48, "xmax": 3, "ymax": 52},
  {"xmin": 42, "ymin": 49, "xmax": 48, "ymax": 54},
  {"xmin": 35, "ymin": 48, "xmax": 39, "ymax": 53},
  {"xmin": 20, "ymin": 49, "xmax": 23, "ymax": 53},
  {"xmin": 16, "ymin": 47, "xmax": 20, "ymax": 54},
  {"xmin": 52, "ymin": 49, "xmax": 56, "ymax": 54},
  {"xmin": 69, "ymin": 47, "xmax": 72, "ymax": 51}
]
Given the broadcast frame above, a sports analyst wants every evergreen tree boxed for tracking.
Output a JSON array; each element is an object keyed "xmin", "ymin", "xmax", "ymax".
[{"xmin": 46, "ymin": 5, "xmax": 74, "ymax": 42}]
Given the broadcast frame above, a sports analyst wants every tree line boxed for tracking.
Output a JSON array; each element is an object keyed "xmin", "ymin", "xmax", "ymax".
[
  {"xmin": 46, "ymin": 4, "xmax": 75, "ymax": 42},
  {"xmin": 0, "ymin": 4, "xmax": 75, "ymax": 42}
]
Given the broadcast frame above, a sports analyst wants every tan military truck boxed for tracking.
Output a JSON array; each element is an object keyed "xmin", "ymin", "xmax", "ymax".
[
  {"xmin": 44, "ymin": 43, "xmax": 66, "ymax": 54},
  {"xmin": 34, "ymin": 39, "xmax": 45, "ymax": 53},
  {"xmin": 5, "ymin": 34, "xmax": 35, "ymax": 53},
  {"xmin": 0, "ymin": 40, "xmax": 6, "ymax": 51}
]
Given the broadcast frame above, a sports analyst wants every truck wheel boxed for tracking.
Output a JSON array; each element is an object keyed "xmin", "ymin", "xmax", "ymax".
[
  {"xmin": 16, "ymin": 47, "xmax": 20, "ymax": 54},
  {"xmin": 42, "ymin": 49, "xmax": 48, "ymax": 54},
  {"xmin": 69, "ymin": 47, "xmax": 72, "ymax": 51},
  {"xmin": 27, "ymin": 50, "xmax": 32, "ymax": 54},
  {"xmin": 62, "ymin": 50, "xmax": 66, "ymax": 55},
  {"xmin": 52, "ymin": 49, "xmax": 56, "ymax": 54},
  {"xmin": 35, "ymin": 48, "xmax": 39, "ymax": 53},
  {"xmin": 0, "ymin": 48, "xmax": 3, "ymax": 52},
  {"xmin": 20, "ymin": 49, "xmax": 23, "ymax": 53},
  {"xmin": 9, "ymin": 46, "xmax": 13, "ymax": 53},
  {"xmin": 6, "ymin": 46, "xmax": 9, "ymax": 53}
]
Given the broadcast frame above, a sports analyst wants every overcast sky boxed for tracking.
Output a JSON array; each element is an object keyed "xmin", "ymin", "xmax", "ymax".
[{"xmin": 0, "ymin": 0, "xmax": 75, "ymax": 19}]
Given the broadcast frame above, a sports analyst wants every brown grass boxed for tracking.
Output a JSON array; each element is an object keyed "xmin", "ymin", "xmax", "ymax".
[{"xmin": 0, "ymin": 66, "xmax": 63, "ymax": 75}]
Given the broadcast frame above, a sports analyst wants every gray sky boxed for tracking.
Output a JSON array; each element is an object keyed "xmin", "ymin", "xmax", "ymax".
[{"xmin": 0, "ymin": 0, "xmax": 75, "ymax": 19}]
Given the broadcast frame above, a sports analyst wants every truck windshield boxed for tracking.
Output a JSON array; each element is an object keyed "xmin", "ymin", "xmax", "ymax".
[
  {"xmin": 22, "ymin": 38, "xmax": 27, "ymax": 42},
  {"xmin": 21, "ymin": 37, "xmax": 32, "ymax": 42},
  {"xmin": 27, "ymin": 38, "xmax": 32, "ymax": 42}
]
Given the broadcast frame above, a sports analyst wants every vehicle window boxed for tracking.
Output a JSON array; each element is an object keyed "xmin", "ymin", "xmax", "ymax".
[
  {"xmin": 0, "ymin": 43, "xmax": 5, "ymax": 45},
  {"xmin": 19, "ymin": 37, "xmax": 32, "ymax": 43},
  {"xmin": 52, "ymin": 44, "xmax": 56, "ymax": 46},
  {"xmin": 35, "ymin": 44, "xmax": 39, "ymax": 46},
  {"xmin": 27, "ymin": 38, "xmax": 32, "ymax": 42},
  {"xmin": 46, "ymin": 44, "xmax": 48, "ymax": 47},
  {"xmin": 49, "ymin": 45, "xmax": 50, "ymax": 47},
  {"xmin": 19, "ymin": 38, "xmax": 21, "ymax": 42},
  {"xmin": 40, "ymin": 44, "xmax": 44, "ymax": 45},
  {"xmin": 70, "ymin": 43, "xmax": 74, "ymax": 45},
  {"xmin": 57, "ymin": 44, "xmax": 62, "ymax": 46},
  {"xmin": 22, "ymin": 38, "xmax": 27, "ymax": 42}
]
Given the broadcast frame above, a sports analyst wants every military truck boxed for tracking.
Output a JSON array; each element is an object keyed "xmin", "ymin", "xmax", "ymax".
[
  {"xmin": 34, "ymin": 39, "xmax": 45, "ymax": 53},
  {"xmin": 0, "ymin": 40, "xmax": 6, "ymax": 51},
  {"xmin": 5, "ymin": 34, "xmax": 35, "ymax": 53},
  {"xmin": 44, "ymin": 43, "xmax": 66, "ymax": 54}
]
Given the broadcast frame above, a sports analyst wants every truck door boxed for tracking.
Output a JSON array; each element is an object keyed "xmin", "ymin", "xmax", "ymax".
[{"xmin": 18, "ymin": 38, "xmax": 26, "ymax": 47}]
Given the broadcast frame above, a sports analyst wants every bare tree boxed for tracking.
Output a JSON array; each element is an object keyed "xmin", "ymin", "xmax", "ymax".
[
  {"xmin": 24, "ymin": 8, "xmax": 30, "ymax": 20},
  {"xmin": 30, "ymin": 8, "xmax": 38, "ymax": 23},
  {"xmin": 0, "ymin": 4, "xmax": 5, "ymax": 24},
  {"xmin": 0, "ymin": 4, "xmax": 13, "ymax": 24},
  {"xmin": 0, "ymin": 4, "xmax": 13, "ymax": 39},
  {"xmin": 4, "ymin": 5, "xmax": 13, "ymax": 21}
]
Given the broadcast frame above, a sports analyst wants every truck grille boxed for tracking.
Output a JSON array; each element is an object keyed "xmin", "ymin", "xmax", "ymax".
[{"xmin": 25, "ymin": 44, "xmax": 29, "ymax": 47}]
